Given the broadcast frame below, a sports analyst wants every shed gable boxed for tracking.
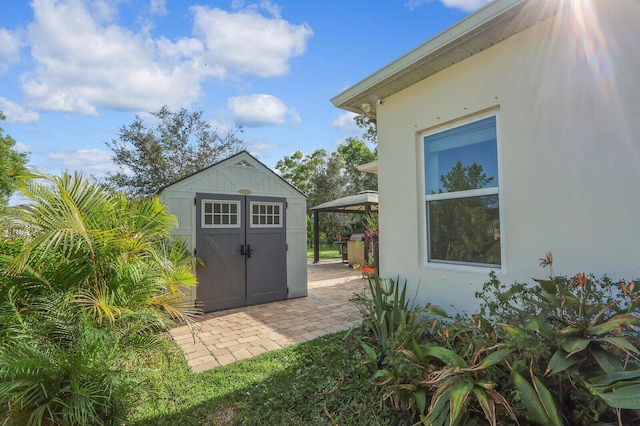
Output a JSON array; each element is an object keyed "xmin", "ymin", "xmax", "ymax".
[{"xmin": 160, "ymin": 151, "xmax": 304, "ymax": 198}]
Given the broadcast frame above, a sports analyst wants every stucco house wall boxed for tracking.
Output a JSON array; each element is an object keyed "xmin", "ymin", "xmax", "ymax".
[
  {"xmin": 373, "ymin": 3, "xmax": 640, "ymax": 313},
  {"xmin": 158, "ymin": 151, "xmax": 308, "ymax": 302}
]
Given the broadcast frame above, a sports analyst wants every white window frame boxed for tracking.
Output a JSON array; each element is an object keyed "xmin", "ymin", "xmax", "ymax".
[
  {"xmin": 420, "ymin": 112, "xmax": 504, "ymax": 271},
  {"xmin": 201, "ymin": 199, "xmax": 241, "ymax": 228},
  {"xmin": 250, "ymin": 201, "xmax": 283, "ymax": 228}
]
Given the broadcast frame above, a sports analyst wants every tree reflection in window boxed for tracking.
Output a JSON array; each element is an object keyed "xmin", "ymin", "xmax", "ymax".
[{"xmin": 428, "ymin": 161, "xmax": 500, "ymax": 266}]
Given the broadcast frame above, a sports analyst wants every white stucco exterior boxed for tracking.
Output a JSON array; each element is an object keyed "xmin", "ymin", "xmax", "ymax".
[
  {"xmin": 340, "ymin": 2, "xmax": 640, "ymax": 313},
  {"xmin": 158, "ymin": 151, "xmax": 308, "ymax": 302}
]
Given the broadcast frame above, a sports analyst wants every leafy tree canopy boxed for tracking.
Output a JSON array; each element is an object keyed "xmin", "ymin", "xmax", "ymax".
[
  {"xmin": 106, "ymin": 105, "xmax": 246, "ymax": 198},
  {"xmin": 275, "ymin": 149, "xmax": 327, "ymax": 196},
  {"xmin": 275, "ymin": 138, "xmax": 377, "ymax": 210},
  {"xmin": 338, "ymin": 137, "xmax": 377, "ymax": 194},
  {"xmin": 354, "ymin": 114, "xmax": 377, "ymax": 144},
  {"xmin": 275, "ymin": 128, "xmax": 377, "ymax": 241},
  {"xmin": 0, "ymin": 112, "xmax": 29, "ymax": 208}
]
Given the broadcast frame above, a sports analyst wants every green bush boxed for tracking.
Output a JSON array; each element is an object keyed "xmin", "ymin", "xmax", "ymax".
[
  {"xmin": 0, "ymin": 171, "xmax": 198, "ymax": 425},
  {"xmin": 349, "ymin": 275, "xmax": 432, "ymax": 412},
  {"xmin": 353, "ymin": 254, "xmax": 640, "ymax": 425}
]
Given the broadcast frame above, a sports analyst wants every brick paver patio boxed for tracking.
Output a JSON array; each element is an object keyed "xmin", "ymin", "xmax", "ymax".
[{"xmin": 169, "ymin": 260, "xmax": 367, "ymax": 372}]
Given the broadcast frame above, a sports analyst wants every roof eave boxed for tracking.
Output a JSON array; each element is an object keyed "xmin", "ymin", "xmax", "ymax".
[
  {"xmin": 330, "ymin": 0, "xmax": 530, "ymax": 117},
  {"xmin": 357, "ymin": 161, "xmax": 378, "ymax": 174}
]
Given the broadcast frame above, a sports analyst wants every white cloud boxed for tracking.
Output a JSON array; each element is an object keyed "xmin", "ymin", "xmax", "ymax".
[
  {"xmin": 23, "ymin": 0, "xmax": 205, "ymax": 115},
  {"xmin": 208, "ymin": 109, "xmax": 238, "ymax": 134},
  {"xmin": 19, "ymin": 0, "xmax": 312, "ymax": 116},
  {"xmin": 88, "ymin": 0, "xmax": 120, "ymax": 22},
  {"xmin": 406, "ymin": 0, "xmax": 492, "ymax": 12},
  {"xmin": 405, "ymin": 0, "xmax": 431, "ymax": 11},
  {"xmin": 0, "ymin": 28, "xmax": 22, "ymax": 75},
  {"xmin": 228, "ymin": 94, "xmax": 291, "ymax": 127},
  {"xmin": 0, "ymin": 97, "xmax": 40, "ymax": 124},
  {"xmin": 191, "ymin": 3, "xmax": 313, "ymax": 78},
  {"xmin": 48, "ymin": 148, "xmax": 115, "ymax": 176},
  {"xmin": 330, "ymin": 111, "xmax": 358, "ymax": 132},
  {"xmin": 440, "ymin": 0, "xmax": 492, "ymax": 12},
  {"xmin": 149, "ymin": 0, "xmax": 168, "ymax": 16},
  {"xmin": 249, "ymin": 141, "xmax": 280, "ymax": 158},
  {"xmin": 287, "ymin": 108, "xmax": 302, "ymax": 126},
  {"xmin": 14, "ymin": 141, "xmax": 30, "ymax": 153}
]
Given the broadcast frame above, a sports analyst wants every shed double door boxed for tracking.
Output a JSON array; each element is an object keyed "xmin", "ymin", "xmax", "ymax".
[{"xmin": 195, "ymin": 193, "xmax": 287, "ymax": 312}]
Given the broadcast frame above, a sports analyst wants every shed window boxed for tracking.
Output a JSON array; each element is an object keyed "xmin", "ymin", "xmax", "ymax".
[
  {"xmin": 250, "ymin": 202, "xmax": 282, "ymax": 227},
  {"xmin": 202, "ymin": 200, "xmax": 240, "ymax": 228},
  {"xmin": 423, "ymin": 115, "xmax": 501, "ymax": 267}
]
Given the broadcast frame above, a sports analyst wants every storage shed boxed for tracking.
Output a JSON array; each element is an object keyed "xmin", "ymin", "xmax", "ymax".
[{"xmin": 158, "ymin": 151, "xmax": 307, "ymax": 312}]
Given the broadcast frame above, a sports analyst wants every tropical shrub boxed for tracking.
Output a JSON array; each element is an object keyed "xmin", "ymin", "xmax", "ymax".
[
  {"xmin": 478, "ymin": 254, "xmax": 640, "ymax": 424},
  {"xmin": 0, "ymin": 171, "xmax": 199, "ymax": 426},
  {"xmin": 349, "ymin": 275, "xmax": 429, "ymax": 412},
  {"xmin": 353, "ymin": 254, "xmax": 640, "ymax": 425}
]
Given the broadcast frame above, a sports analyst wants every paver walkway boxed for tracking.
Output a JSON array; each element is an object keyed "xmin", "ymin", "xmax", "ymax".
[{"xmin": 169, "ymin": 260, "xmax": 367, "ymax": 373}]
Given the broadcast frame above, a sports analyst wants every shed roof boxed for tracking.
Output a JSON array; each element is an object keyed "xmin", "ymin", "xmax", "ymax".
[
  {"xmin": 330, "ymin": 0, "xmax": 560, "ymax": 117},
  {"xmin": 311, "ymin": 190, "xmax": 378, "ymax": 213},
  {"xmin": 157, "ymin": 150, "xmax": 306, "ymax": 198}
]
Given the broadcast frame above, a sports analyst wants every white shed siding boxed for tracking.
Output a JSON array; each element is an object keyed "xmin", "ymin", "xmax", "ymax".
[
  {"xmin": 158, "ymin": 193, "xmax": 197, "ymax": 300},
  {"xmin": 377, "ymin": 5, "xmax": 640, "ymax": 313},
  {"xmin": 158, "ymin": 152, "xmax": 307, "ymax": 304},
  {"xmin": 285, "ymin": 197, "xmax": 308, "ymax": 298}
]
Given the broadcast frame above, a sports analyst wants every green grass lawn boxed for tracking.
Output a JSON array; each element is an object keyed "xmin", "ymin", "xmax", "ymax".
[
  {"xmin": 130, "ymin": 329, "xmax": 413, "ymax": 425},
  {"xmin": 306, "ymin": 243, "xmax": 342, "ymax": 260}
]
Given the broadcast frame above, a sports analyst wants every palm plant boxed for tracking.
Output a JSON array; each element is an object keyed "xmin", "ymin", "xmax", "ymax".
[{"xmin": 0, "ymin": 171, "xmax": 199, "ymax": 425}]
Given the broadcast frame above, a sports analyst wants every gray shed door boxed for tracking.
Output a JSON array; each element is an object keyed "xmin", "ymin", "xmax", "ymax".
[{"xmin": 195, "ymin": 193, "xmax": 287, "ymax": 312}]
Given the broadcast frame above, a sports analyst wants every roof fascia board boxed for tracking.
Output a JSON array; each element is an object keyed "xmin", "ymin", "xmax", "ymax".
[{"xmin": 330, "ymin": 0, "xmax": 526, "ymax": 109}]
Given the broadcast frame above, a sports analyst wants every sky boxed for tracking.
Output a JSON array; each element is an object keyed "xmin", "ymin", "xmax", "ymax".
[{"xmin": 1, "ymin": 0, "xmax": 491, "ymax": 204}]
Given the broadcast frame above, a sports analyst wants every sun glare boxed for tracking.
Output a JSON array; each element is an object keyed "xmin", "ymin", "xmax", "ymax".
[
  {"xmin": 567, "ymin": 0, "xmax": 614, "ymax": 94},
  {"xmin": 525, "ymin": 0, "xmax": 639, "ymax": 160}
]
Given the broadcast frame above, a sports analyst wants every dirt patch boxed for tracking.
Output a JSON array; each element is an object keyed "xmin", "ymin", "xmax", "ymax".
[{"xmin": 204, "ymin": 404, "xmax": 239, "ymax": 425}]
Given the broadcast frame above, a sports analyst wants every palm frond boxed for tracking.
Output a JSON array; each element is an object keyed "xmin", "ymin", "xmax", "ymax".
[{"xmin": 3, "ymin": 170, "xmax": 199, "ymax": 424}]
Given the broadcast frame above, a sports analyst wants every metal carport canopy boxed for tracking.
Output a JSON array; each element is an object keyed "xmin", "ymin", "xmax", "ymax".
[{"xmin": 310, "ymin": 191, "xmax": 378, "ymax": 263}]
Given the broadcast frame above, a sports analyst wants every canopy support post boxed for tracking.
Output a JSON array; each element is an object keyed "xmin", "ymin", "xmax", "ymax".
[
  {"xmin": 364, "ymin": 203, "xmax": 371, "ymax": 264},
  {"xmin": 313, "ymin": 211, "xmax": 320, "ymax": 264}
]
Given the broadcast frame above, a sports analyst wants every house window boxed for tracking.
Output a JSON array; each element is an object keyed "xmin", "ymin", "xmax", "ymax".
[
  {"xmin": 250, "ymin": 202, "xmax": 283, "ymax": 228},
  {"xmin": 424, "ymin": 115, "xmax": 501, "ymax": 267},
  {"xmin": 202, "ymin": 200, "xmax": 240, "ymax": 228}
]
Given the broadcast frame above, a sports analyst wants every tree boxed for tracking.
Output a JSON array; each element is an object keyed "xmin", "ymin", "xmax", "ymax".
[
  {"xmin": 276, "ymin": 140, "xmax": 378, "ymax": 244},
  {"xmin": 0, "ymin": 112, "xmax": 29, "ymax": 208},
  {"xmin": 336, "ymin": 137, "xmax": 377, "ymax": 194},
  {"xmin": 354, "ymin": 114, "xmax": 377, "ymax": 144},
  {"xmin": 0, "ymin": 171, "xmax": 198, "ymax": 425},
  {"xmin": 311, "ymin": 152, "xmax": 354, "ymax": 242},
  {"xmin": 106, "ymin": 105, "xmax": 246, "ymax": 197},
  {"xmin": 276, "ymin": 139, "xmax": 377, "ymax": 210},
  {"xmin": 276, "ymin": 114, "xmax": 378, "ymax": 244},
  {"xmin": 276, "ymin": 149, "xmax": 352, "ymax": 242},
  {"xmin": 440, "ymin": 161, "xmax": 493, "ymax": 193},
  {"xmin": 274, "ymin": 149, "xmax": 327, "ymax": 195},
  {"xmin": 309, "ymin": 151, "xmax": 348, "ymax": 209}
]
